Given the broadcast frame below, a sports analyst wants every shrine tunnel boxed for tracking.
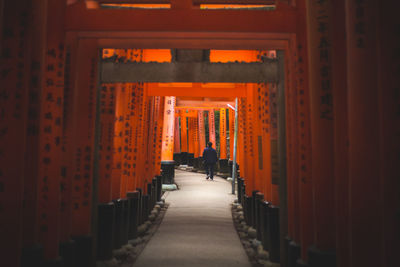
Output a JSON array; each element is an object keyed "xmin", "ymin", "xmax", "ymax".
[{"xmin": 0, "ymin": 1, "xmax": 399, "ymax": 267}]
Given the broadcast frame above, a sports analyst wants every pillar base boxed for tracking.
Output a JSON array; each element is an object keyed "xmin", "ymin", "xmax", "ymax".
[
  {"xmin": 218, "ymin": 159, "xmax": 230, "ymax": 178},
  {"xmin": 197, "ymin": 157, "xmax": 206, "ymax": 173},
  {"xmin": 127, "ymin": 191, "xmax": 140, "ymax": 240},
  {"xmin": 156, "ymin": 176, "xmax": 162, "ymax": 201},
  {"xmin": 21, "ymin": 244, "xmax": 43, "ymax": 267},
  {"xmin": 161, "ymin": 161, "xmax": 175, "ymax": 184},
  {"xmin": 97, "ymin": 202, "xmax": 115, "ymax": 261},
  {"xmin": 288, "ymin": 240, "xmax": 301, "ymax": 267},
  {"xmin": 267, "ymin": 205, "xmax": 280, "ymax": 263},
  {"xmin": 173, "ymin": 153, "xmax": 181, "ymax": 166},
  {"xmin": 112, "ymin": 199, "xmax": 124, "ymax": 249},
  {"xmin": 296, "ymin": 259, "xmax": 309, "ymax": 267},
  {"xmin": 43, "ymin": 257, "xmax": 63, "ymax": 267},
  {"xmin": 187, "ymin": 153, "xmax": 194, "ymax": 166},
  {"xmin": 60, "ymin": 239, "xmax": 76, "ymax": 267},
  {"xmin": 261, "ymin": 201, "xmax": 270, "ymax": 251},
  {"xmin": 192, "ymin": 158, "xmax": 199, "ymax": 172},
  {"xmin": 72, "ymin": 235, "xmax": 93, "ymax": 267},
  {"xmin": 308, "ymin": 245, "xmax": 336, "ymax": 267},
  {"xmin": 180, "ymin": 152, "xmax": 188, "ymax": 165}
]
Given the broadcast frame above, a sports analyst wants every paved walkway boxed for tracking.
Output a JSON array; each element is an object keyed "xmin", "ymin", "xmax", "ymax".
[{"xmin": 133, "ymin": 170, "xmax": 251, "ymax": 267}]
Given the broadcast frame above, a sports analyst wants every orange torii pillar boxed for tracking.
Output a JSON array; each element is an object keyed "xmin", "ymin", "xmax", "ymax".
[
  {"xmin": 70, "ymin": 38, "xmax": 99, "ymax": 266},
  {"xmin": 160, "ymin": 96, "xmax": 176, "ymax": 184},
  {"xmin": 306, "ymin": 2, "xmax": 336, "ymax": 265},
  {"xmin": 197, "ymin": 110, "xmax": 206, "ymax": 173},
  {"xmin": 228, "ymin": 107, "xmax": 235, "ymax": 177},
  {"xmin": 291, "ymin": 0, "xmax": 314, "ymax": 265},
  {"xmin": 208, "ymin": 109, "xmax": 216, "ymax": 148},
  {"xmin": 187, "ymin": 116, "xmax": 195, "ymax": 167},
  {"xmin": 192, "ymin": 112, "xmax": 200, "ymax": 171},
  {"xmin": 218, "ymin": 108, "xmax": 230, "ymax": 177},
  {"xmin": 173, "ymin": 113, "xmax": 181, "ymax": 165},
  {"xmin": 154, "ymin": 96, "xmax": 165, "ymax": 177},
  {"xmin": 180, "ymin": 111, "xmax": 188, "ymax": 165},
  {"xmin": 346, "ymin": 2, "xmax": 385, "ymax": 267},
  {"xmin": 96, "ymin": 83, "xmax": 117, "ymax": 260},
  {"xmin": 111, "ymin": 84, "xmax": 125, "ymax": 201},
  {"xmin": 0, "ymin": 1, "xmax": 32, "ymax": 266}
]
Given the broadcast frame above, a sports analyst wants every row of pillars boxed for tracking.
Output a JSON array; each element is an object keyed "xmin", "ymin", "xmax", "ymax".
[
  {"xmin": 0, "ymin": 1, "xmax": 168, "ymax": 266},
  {"xmin": 232, "ymin": 2, "xmax": 400, "ymax": 267}
]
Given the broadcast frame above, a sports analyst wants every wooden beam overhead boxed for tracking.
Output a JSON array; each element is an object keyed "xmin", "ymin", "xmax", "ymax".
[
  {"xmin": 101, "ymin": 61, "xmax": 278, "ymax": 83},
  {"xmin": 147, "ymin": 83, "xmax": 247, "ymax": 97},
  {"xmin": 65, "ymin": 3, "xmax": 297, "ymax": 33}
]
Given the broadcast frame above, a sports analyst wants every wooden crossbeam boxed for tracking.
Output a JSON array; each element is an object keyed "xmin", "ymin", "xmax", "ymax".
[
  {"xmin": 101, "ymin": 61, "xmax": 278, "ymax": 83},
  {"xmin": 65, "ymin": 3, "xmax": 297, "ymax": 33}
]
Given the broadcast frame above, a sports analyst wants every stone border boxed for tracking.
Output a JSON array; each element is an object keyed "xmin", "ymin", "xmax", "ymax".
[{"xmin": 231, "ymin": 202, "xmax": 280, "ymax": 267}]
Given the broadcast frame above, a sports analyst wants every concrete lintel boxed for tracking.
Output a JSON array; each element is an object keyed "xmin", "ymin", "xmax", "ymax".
[{"xmin": 101, "ymin": 61, "xmax": 278, "ymax": 83}]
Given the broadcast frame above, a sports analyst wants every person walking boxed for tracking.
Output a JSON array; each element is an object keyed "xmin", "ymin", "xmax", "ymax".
[{"xmin": 202, "ymin": 142, "xmax": 218, "ymax": 180}]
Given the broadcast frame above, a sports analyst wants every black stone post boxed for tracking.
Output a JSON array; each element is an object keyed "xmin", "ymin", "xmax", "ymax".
[
  {"xmin": 308, "ymin": 246, "xmax": 336, "ymax": 267},
  {"xmin": 173, "ymin": 153, "xmax": 181, "ymax": 166},
  {"xmin": 156, "ymin": 176, "xmax": 162, "ymax": 202},
  {"xmin": 72, "ymin": 235, "xmax": 93, "ymax": 267},
  {"xmin": 255, "ymin": 192, "xmax": 264, "ymax": 241},
  {"xmin": 59, "ymin": 240, "xmax": 75, "ymax": 267},
  {"xmin": 126, "ymin": 191, "xmax": 140, "ymax": 240},
  {"xmin": 147, "ymin": 183, "xmax": 153, "ymax": 211},
  {"xmin": 97, "ymin": 202, "xmax": 115, "ymax": 261},
  {"xmin": 244, "ymin": 195, "xmax": 252, "ymax": 226},
  {"xmin": 112, "ymin": 199, "xmax": 124, "ymax": 249},
  {"xmin": 142, "ymin": 195, "xmax": 149, "ymax": 222},
  {"xmin": 136, "ymin": 188, "xmax": 143, "ymax": 225},
  {"xmin": 180, "ymin": 152, "xmax": 188, "ymax": 165},
  {"xmin": 152, "ymin": 178, "xmax": 157, "ymax": 208},
  {"xmin": 218, "ymin": 159, "xmax": 230, "ymax": 178},
  {"xmin": 261, "ymin": 201, "xmax": 270, "ymax": 251},
  {"xmin": 161, "ymin": 161, "xmax": 175, "ymax": 184},
  {"xmin": 228, "ymin": 160, "xmax": 233, "ymax": 177},
  {"xmin": 187, "ymin": 153, "xmax": 194, "ymax": 166},
  {"xmin": 267, "ymin": 205, "xmax": 280, "ymax": 263},
  {"xmin": 21, "ymin": 244, "xmax": 43, "ymax": 267},
  {"xmin": 251, "ymin": 190, "xmax": 260, "ymax": 228},
  {"xmin": 237, "ymin": 178, "xmax": 243, "ymax": 204},
  {"xmin": 121, "ymin": 199, "xmax": 129, "ymax": 246},
  {"xmin": 288, "ymin": 240, "xmax": 301, "ymax": 267}
]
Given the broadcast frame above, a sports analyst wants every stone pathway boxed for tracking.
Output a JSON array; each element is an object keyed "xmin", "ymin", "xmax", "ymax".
[{"xmin": 132, "ymin": 170, "xmax": 251, "ymax": 267}]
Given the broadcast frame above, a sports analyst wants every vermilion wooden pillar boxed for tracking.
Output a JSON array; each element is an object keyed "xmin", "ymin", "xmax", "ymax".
[
  {"xmin": 180, "ymin": 112, "xmax": 188, "ymax": 153},
  {"xmin": 296, "ymin": 0, "xmax": 314, "ymax": 263},
  {"xmin": 219, "ymin": 108, "xmax": 227, "ymax": 160},
  {"xmin": 59, "ymin": 32, "xmax": 78, "ymax": 248},
  {"xmin": 345, "ymin": 2, "xmax": 381, "ymax": 267},
  {"xmin": 258, "ymin": 83, "xmax": 272, "ymax": 201},
  {"xmin": 193, "ymin": 112, "xmax": 200, "ymax": 159},
  {"xmin": 111, "ymin": 84, "xmax": 125, "ymax": 200},
  {"xmin": 119, "ymin": 83, "xmax": 130, "ymax": 198},
  {"xmin": 98, "ymin": 84, "xmax": 116, "ymax": 203},
  {"xmin": 331, "ymin": 0, "xmax": 349, "ymax": 266},
  {"xmin": 70, "ymin": 38, "xmax": 98, "ymax": 239},
  {"xmin": 188, "ymin": 117, "xmax": 195, "ymax": 156},
  {"xmin": 198, "ymin": 110, "xmax": 206, "ymax": 153},
  {"xmin": 137, "ymin": 83, "xmax": 149, "ymax": 190},
  {"xmin": 268, "ymin": 52, "xmax": 280, "ymax": 206},
  {"xmin": 245, "ymin": 85, "xmax": 255, "ymax": 195},
  {"xmin": 37, "ymin": 0, "xmax": 66, "ymax": 260},
  {"xmin": 208, "ymin": 109, "xmax": 216, "ymax": 147},
  {"xmin": 228, "ymin": 108, "xmax": 235, "ymax": 162},
  {"xmin": 150, "ymin": 96, "xmax": 162, "ymax": 177},
  {"xmin": 174, "ymin": 116, "xmax": 181, "ymax": 154},
  {"xmin": 251, "ymin": 84, "xmax": 263, "ymax": 192},
  {"xmin": 0, "ymin": 1, "xmax": 31, "ymax": 265},
  {"xmin": 161, "ymin": 97, "xmax": 176, "ymax": 183},
  {"xmin": 238, "ymin": 98, "xmax": 248, "ymax": 189},
  {"xmin": 155, "ymin": 97, "xmax": 165, "ymax": 176},
  {"xmin": 306, "ymin": 1, "xmax": 336, "ymax": 262},
  {"xmin": 378, "ymin": 3, "xmax": 400, "ymax": 266}
]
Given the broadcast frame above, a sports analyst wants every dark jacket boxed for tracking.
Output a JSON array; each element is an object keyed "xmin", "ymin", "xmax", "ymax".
[{"xmin": 202, "ymin": 146, "xmax": 218, "ymax": 164}]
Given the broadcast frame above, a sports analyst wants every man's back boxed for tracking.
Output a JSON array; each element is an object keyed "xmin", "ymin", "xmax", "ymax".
[{"xmin": 203, "ymin": 146, "xmax": 218, "ymax": 164}]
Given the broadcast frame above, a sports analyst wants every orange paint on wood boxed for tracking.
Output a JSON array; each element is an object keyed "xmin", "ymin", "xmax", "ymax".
[
  {"xmin": 111, "ymin": 84, "xmax": 125, "ymax": 200},
  {"xmin": 174, "ymin": 115, "xmax": 181, "ymax": 153},
  {"xmin": 228, "ymin": 108, "xmax": 235, "ymax": 161},
  {"xmin": 98, "ymin": 84, "xmax": 116, "ymax": 203},
  {"xmin": 208, "ymin": 109, "xmax": 216, "ymax": 148},
  {"xmin": 296, "ymin": 0, "xmax": 314, "ymax": 261},
  {"xmin": 219, "ymin": 108, "xmax": 227, "ymax": 159},
  {"xmin": 155, "ymin": 97, "xmax": 165, "ymax": 175},
  {"xmin": 180, "ymin": 113, "xmax": 188, "ymax": 152},
  {"xmin": 161, "ymin": 96, "xmax": 176, "ymax": 161},
  {"xmin": 70, "ymin": 38, "xmax": 98, "ymax": 237},
  {"xmin": 198, "ymin": 110, "xmax": 206, "ymax": 153}
]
